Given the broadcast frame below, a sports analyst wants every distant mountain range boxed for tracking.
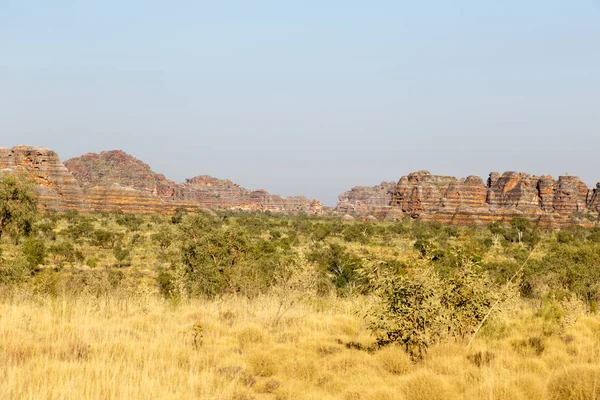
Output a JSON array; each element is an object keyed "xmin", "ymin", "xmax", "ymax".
[{"xmin": 1, "ymin": 145, "xmax": 598, "ymax": 228}]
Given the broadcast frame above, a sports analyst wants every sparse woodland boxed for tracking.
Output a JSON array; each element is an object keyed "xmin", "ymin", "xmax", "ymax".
[{"xmin": 2, "ymin": 174, "xmax": 600, "ymax": 399}]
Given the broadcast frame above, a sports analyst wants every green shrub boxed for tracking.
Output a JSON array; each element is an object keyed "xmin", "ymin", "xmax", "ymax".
[
  {"xmin": 0, "ymin": 256, "xmax": 31, "ymax": 284},
  {"xmin": 92, "ymin": 229, "xmax": 124, "ymax": 249},
  {"xmin": 0, "ymin": 172, "xmax": 38, "ymax": 240},
  {"xmin": 23, "ymin": 237, "xmax": 46, "ymax": 269},
  {"xmin": 113, "ymin": 246, "xmax": 131, "ymax": 268},
  {"xmin": 367, "ymin": 262, "xmax": 508, "ymax": 360}
]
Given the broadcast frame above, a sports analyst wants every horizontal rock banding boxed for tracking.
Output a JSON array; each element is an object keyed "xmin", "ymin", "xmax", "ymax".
[
  {"xmin": 62, "ymin": 147, "xmax": 318, "ymax": 214},
  {"xmin": 338, "ymin": 171, "xmax": 600, "ymax": 227},
  {"xmin": 0, "ymin": 146, "xmax": 88, "ymax": 212}
]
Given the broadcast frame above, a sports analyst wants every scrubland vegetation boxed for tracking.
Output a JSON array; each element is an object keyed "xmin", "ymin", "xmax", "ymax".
[{"xmin": 2, "ymin": 174, "xmax": 600, "ymax": 399}]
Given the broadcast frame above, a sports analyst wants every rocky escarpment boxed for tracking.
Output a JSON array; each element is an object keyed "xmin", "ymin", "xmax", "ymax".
[
  {"xmin": 0, "ymin": 145, "xmax": 319, "ymax": 215},
  {"xmin": 64, "ymin": 150, "xmax": 177, "ymax": 197},
  {"xmin": 338, "ymin": 171, "xmax": 600, "ymax": 228},
  {"xmin": 0, "ymin": 146, "xmax": 88, "ymax": 212},
  {"xmin": 337, "ymin": 182, "xmax": 396, "ymax": 214},
  {"xmin": 64, "ymin": 149, "xmax": 317, "ymax": 214}
]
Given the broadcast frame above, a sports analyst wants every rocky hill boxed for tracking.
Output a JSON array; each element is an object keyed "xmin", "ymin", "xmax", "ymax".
[
  {"xmin": 337, "ymin": 181, "xmax": 396, "ymax": 214},
  {"xmin": 0, "ymin": 145, "xmax": 318, "ymax": 215},
  {"xmin": 337, "ymin": 171, "xmax": 600, "ymax": 228},
  {"xmin": 0, "ymin": 146, "xmax": 89, "ymax": 212},
  {"xmin": 65, "ymin": 149, "xmax": 317, "ymax": 213},
  {"xmin": 3, "ymin": 145, "xmax": 598, "ymax": 227},
  {"xmin": 64, "ymin": 150, "xmax": 177, "ymax": 197}
]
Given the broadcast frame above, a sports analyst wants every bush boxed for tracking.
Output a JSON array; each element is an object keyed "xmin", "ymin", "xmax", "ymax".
[
  {"xmin": 367, "ymin": 262, "xmax": 509, "ymax": 359},
  {"xmin": 113, "ymin": 246, "xmax": 131, "ymax": 268},
  {"xmin": 0, "ymin": 172, "xmax": 38, "ymax": 240},
  {"xmin": 93, "ymin": 229, "xmax": 124, "ymax": 249},
  {"xmin": 115, "ymin": 213, "xmax": 144, "ymax": 231},
  {"xmin": 0, "ymin": 256, "xmax": 31, "ymax": 284},
  {"xmin": 48, "ymin": 241, "xmax": 84, "ymax": 265},
  {"xmin": 23, "ymin": 237, "xmax": 46, "ymax": 269},
  {"xmin": 307, "ymin": 243, "xmax": 363, "ymax": 295}
]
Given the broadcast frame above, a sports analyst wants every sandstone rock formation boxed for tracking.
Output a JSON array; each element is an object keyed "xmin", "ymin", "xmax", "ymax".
[
  {"xmin": 0, "ymin": 146, "xmax": 88, "ymax": 212},
  {"xmin": 338, "ymin": 171, "xmax": 600, "ymax": 228},
  {"xmin": 85, "ymin": 184, "xmax": 173, "ymax": 214},
  {"xmin": 0, "ymin": 145, "xmax": 320, "ymax": 216},
  {"xmin": 63, "ymin": 148, "xmax": 318, "ymax": 214},
  {"xmin": 5, "ymin": 144, "xmax": 598, "ymax": 227},
  {"xmin": 64, "ymin": 150, "xmax": 177, "ymax": 197},
  {"xmin": 337, "ymin": 182, "xmax": 396, "ymax": 214},
  {"xmin": 175, "ymin": 176, "xmax": 314, "ymax": 212}
]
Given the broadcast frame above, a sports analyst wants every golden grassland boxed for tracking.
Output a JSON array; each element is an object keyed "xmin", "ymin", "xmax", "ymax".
[{"xmin": 2, "ymin": 291, "xmax": 600, "ymax": 400}]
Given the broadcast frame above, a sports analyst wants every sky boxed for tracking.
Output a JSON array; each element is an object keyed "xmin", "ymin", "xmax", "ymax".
[{"xmin": 1, "ymin": 1, "xmax": 599, "ymax": 205}]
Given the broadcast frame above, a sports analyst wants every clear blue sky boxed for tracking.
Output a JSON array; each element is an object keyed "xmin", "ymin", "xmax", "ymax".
[{"xmin": 1, "ymin": 1, "xmax": 599, "ymax": 205}]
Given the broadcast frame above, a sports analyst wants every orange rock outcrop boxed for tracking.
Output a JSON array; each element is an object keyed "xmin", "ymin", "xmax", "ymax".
[
  {"xmin": 338, "ymin": 171, "xmax": 600, "ymax": 228},
  {"xmin": 0, "ymin": 146, "xmax": 88, "ymax": 212},
  {"xmin": 0, "ymin": 146, "xmax": 319, "ymax": 215}
]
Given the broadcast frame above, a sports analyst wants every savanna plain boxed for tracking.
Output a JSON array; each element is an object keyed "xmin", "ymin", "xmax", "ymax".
[{"xmin": 2, "ymin": 174, "xmax": 600, "ymax": 400}]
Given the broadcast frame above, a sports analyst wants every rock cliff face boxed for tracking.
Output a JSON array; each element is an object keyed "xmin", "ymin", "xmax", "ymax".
[
  {"xmin": 0, "ymin": 145, "xmax": 318, "ymax": 215},
  {"xmin": 63, "ymin": 149, "xmax": 316, "ymax": 214},
  {"xmin": 337, "ymin": 182, "xmax": 396, "ymax": 214},
  {"xmin": 174, "ymin": 176, "xmax": 313, "ymax": 212},
  {"xmin": 6, "ymin": 144, "xmax": 599, "ymax": 227},
  {"xmin": 64, "ymin": 150, "xmax": 177, "ymax": 197},
  {"xmin": 85, "ymin": 184, "xmax": 168, "ymax": 214},
  {"xmin": 0, "ymin": 146, "xmax": 88, "ymax": 212},
  {"xmin": 338, "ymin": 171, "xmax": 600, "ymax": 227}
]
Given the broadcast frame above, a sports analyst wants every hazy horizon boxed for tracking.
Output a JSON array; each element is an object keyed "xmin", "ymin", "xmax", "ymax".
[{"xmin": 2, "ymin": 1, "xmax": 599, "ymax": 206}]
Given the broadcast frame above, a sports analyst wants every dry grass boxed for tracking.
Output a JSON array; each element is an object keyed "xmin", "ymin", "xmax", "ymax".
[{"xmin": 1, "ymin": 292, "xmax": 600, "ymax": 399}]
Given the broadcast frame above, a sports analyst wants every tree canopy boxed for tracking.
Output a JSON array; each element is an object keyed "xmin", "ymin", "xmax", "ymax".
[{"xmin": 0, "ymin": 172, "xmax": 38, "ymax": 239}]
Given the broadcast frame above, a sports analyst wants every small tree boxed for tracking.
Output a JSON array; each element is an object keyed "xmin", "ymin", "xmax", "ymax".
[
  {"xmin": 113, "ymin": 245, "xmax": 131, "ymax": 268},
  {"xmin": 0, "ymin": 172, "xmax": 38, "ymax": 240},
  {"xmin": 23, "ymin": 237, "xmax": 46, "ymax": 268},
  {"xmin": 366, "ymin": 261, "xmax": 511, "ymax": 360}
]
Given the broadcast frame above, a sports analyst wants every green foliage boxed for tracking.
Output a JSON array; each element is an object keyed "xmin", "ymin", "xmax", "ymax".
[
  {"xmin": 151, "ymin": 224, "xmax": 176, "ymax": 250},
  {"xmin": 0, "ymin": 197, "xmax": 598, "ymax": 322},
  {"xmin": 527, "ymin": 241, "xmax": 600, "ymax": 306},
  {"xmin": 22, "ymin": 237, "xmax": 46, "ymax": 269},
  {"xmin": 556, "ymin": 230, "xmax": 574, "ymax": 244},
  {"xmin": 48, "ymin": 241, "xmax": 84, "ymax": 265},
  {"xmin": 366, "ymin": 262, "xmax": 507, "ymax": 360},
  {"xmin": 178, "ymin": 213, "xmax": 294, "ymax": 297},
  {"xmin": 62, "ymin": 217, "xmax": 95, "ymax": 240},
  {"xmin": 171, "ymin": 207, "xmax": 187, "ymax": 224},
  {"xmin": 157, "ymin": 268, "xmax": 176, "ymax": 298},
  {"xmin": 0, "ymin": 256, "xmax": 31, "ymax": 284},
  {"xmin": 307, "ymin": 243, "xmax": 363, "ymax": 295},
  {"xmin": 0, "ymin": 172, "xmax": 39, "ymax": 239},
  {"xmin": 92, "ymin": 229, "xmax": 124, "ymax": 249},
  {"xmin": 341, "ymin": 223, "xmax": 374, "ymax": 244},
  {"xmin": 113, "ymin": 245, "xmax": 131, "ymax": 268},
  {"xmin": 115, "ymin": 213, "xmax": 144, "ymax": 231}
]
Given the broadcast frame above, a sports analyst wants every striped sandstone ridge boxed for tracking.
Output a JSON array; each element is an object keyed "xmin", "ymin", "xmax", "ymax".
[
  {"xmin": 175, "ymin": 178, "xmax": 313, "ymax": 212},
  {"xmin": 64, "ymin": 150, "xmax": 177, "ymax": 197},
  {"xmin": 0, "ymin": 146, "xmax": 88, "ymax": 212},
  {"xmin": 338, "ymin": 171, "xmax": 599, "ymax": 228},
  {"xmin": 337, "ymin": 182, "xmax": 396, "ymax": 214},
  {"xmin": 65, "ymin": 149, "xmax": 316, "ymax": 214},
  {"xmin": 84, "ymin": 184, "xmax": 199, "ymax": 214}
]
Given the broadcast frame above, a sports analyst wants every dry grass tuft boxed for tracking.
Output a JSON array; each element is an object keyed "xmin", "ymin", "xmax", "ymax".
[
  {"xmin": 546, "ymin": 364, "xmax": 600, "ymax": 400},
  {"xmin": 375, "ymin": 345, "xmax": 412, "ymax": 375},
  {"xmin": 2, "ymin": 293, "xmax": 600, "ymax": 399},
  {"xmin": 247, "ymin": 351, "xmax": 278, "ymax": 377},
  {"xmin": 238, "ymin": 325, "xmax": 267, "ymax": 350},
  {"xmin": 402, "ymin": 371, "xmax": 458, "ymax": 400}
]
